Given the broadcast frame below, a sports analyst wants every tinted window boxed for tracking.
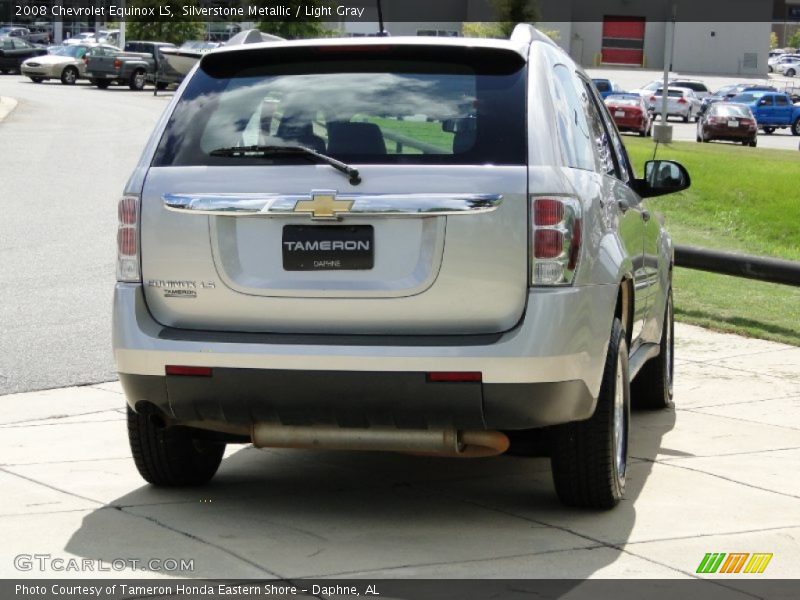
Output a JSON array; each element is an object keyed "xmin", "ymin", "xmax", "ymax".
[
  {"xmin": 553, "ymin": 65, "xmax": 594, "ymax": 171},
  {"xmin": 775, "ymin": 95, "xmax": 790, "ymax": 106},
  {"xmin": 586, "ymin": 81, "xmax": 632, "ymax": 183},
  {"xmin": 154, "ymin": 47, "xmax": 527, "ymax": 167},
  {"xmin": 593, "ymin": 80, "xmax": 611, "ymax": 92},
  {"xmin": 13, "ymin": 39, "xmax": 31, "ymax": 49},
  {"xmin": 711, "ymin": 104, "xmax": 750, "ymax": 117},
  {"xmin": 673, "ymin": 81, "xmax": 708, "ymax": 92},
  {"xmin": 578, "ymin": 79, "xmax": 616, "ymax": 177}
]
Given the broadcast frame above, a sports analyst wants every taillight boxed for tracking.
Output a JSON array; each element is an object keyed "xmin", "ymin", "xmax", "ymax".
[
  {"xmin": 677, "ymin": 98, "xmax": 687, "ymax": 104},
  {"xmin": 530, "ymin": 196, "xmax": 582, "ymax": 286},
  {"xmin": 649, "ymin": 96, "xmax": 656, "ymax": 102},
  {"xmin": 113, "ymin": 58, "xmax": 122, "ymax": 69},
  {"xmin": 116, "ymin": 195, "xmax": 140, "ymax": 282}
]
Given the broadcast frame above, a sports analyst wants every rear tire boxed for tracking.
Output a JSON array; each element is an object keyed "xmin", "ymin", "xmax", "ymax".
[
  {"xmin": 550, "ymin": 317, "xmax": 629, "ymax": 509},
  {"xmin": 792, "ymin": 118, "xmax": 800, "ymax": 136},
  {"xmin": 787, "ymin": 69, "xmax": 796, "ymax": 77},
  {"xmin": 632, "ymin": 290, "xmax": 674, "ymax": 410},
  {"xmin": 749, "ymin": 138, "xmax": 757, "ymax": 147},
  {"xmin": 129, "ymin": 69, "xmax": 146, "ymax": 91},
  {"xmin": 127, "ymin": 406, "xmax": 225, "ymax": 486},
  {"xmin": 60, "ymin": 65, "xmax": 78, "ymax": 85},
  {"xmin": 682, "ymin": 114, "xmax": 689, "ymax": 123}
]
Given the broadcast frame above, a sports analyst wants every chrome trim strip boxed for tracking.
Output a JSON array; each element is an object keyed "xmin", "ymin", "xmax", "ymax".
[{"xmin": 162, "ymin": 193, "xmax": 503, "ymax": 218}]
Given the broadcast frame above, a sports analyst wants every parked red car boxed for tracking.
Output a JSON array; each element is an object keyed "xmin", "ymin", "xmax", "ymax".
[
  {"xmin": 605, "ymin": 93, "xmax": 652, "ymax": 137},
  {"xmin": 696, "ymin": 102, "xmax": 757, "ymax": 146}
]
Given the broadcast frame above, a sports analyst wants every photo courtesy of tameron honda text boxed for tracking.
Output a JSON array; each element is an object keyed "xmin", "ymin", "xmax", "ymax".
[{"xmin": 111, "ymin": 6, "xmax": 693, "ymax": 510}]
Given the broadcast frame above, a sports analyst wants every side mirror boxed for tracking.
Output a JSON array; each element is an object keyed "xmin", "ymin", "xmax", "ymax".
[
  {"xmin": 758, "ymin": 98, "xmax": 769, "ymax": 106},
  {"xmin": 634, "ymin": 160, "xmax": 691, "ymax": 198}
]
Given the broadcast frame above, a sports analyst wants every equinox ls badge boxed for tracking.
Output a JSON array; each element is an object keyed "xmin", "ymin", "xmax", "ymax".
[{"xmin": 294, "ymin": 190, "xmax": 354, "ymax": 220}]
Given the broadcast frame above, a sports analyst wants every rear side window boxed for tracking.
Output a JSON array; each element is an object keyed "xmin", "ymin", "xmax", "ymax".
[
  {"xmin": 775, "ymin": 95, "xmax": 790, "ymax": 106},
  {"xmin": 552, "ymin": 65, "xmax": 594, "ymax": 171},
  {"xmin": 153, "ymin": 46, "xmax": 527, "ymax": 167},
  {"xmin": 593, "ymin": 80, "xmax": 611, "ymax": 92}
]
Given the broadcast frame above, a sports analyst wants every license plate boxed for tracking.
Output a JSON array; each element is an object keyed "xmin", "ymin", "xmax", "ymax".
[
  {"xmin": 282, "ymin": 225, "xmax": 374, "ymax": 271},
  {"xmin": 728, "ymin": 119, "xmax": 739, "ymax": 127},
  {"xmin": 615, "ymin": 110, "xmax": 625, "ymax": 117}
]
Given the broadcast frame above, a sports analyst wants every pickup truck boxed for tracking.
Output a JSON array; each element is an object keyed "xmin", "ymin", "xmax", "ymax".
[
  {"xmin": 730, "ymin": 91, "xmax": 800, "ymax": 135},
  {"xmin": 85, "ymin": 40, "xmax": 179, "ymax": 90},
  {"xmin": 0, "ymin": 26, "xmax": 50, "ymax": 45}
]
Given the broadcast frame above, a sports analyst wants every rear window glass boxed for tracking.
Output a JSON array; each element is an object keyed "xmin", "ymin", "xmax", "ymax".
[
  {"xmin": 656, "ymin": 89, "xmax": 686, "ymax": 98},
  {"xmin": 673, "ymin": 81, "xmax": 707, "ymax": 92},
  {"xmin": 711, "ymin": 104, "xmax": 750, "ymax": 117},
  {"xmin": 153, "ymin": 46, "xmax": 527, "ymax": 167},
  {"xmin": 593, "ymin": 80, "xmax": 611, "ymax": 92},
  {"xmin": 606, "ymin": 97, "xmax": 641, "ymax": 107}
]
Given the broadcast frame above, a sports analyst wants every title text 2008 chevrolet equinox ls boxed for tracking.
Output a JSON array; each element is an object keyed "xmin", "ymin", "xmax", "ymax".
[{"xmin": 114, "ymin": 25, "xmax": 690, "ymax": 509}]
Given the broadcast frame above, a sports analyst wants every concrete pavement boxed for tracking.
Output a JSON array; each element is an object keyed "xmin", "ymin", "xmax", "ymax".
[
  {"xmin": 0, "ymin": 95, "xmax": 17, "ymax": 122},
  {"xmin": 1, "ymin": 324, "xmax": 798, "ymax": 580}
]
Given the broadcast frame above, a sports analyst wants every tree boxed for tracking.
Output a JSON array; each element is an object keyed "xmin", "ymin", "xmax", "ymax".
[
  {"xmin": 462, "ymin": 0, "xmax": 540, "ymax": 39},
  {"xmin": 789, "ymin": 29, "xmax": 800, "ymax": 50},
  {"xmin": 769, "ymin": 31, "xmax": 779, "ymax": 50},
  {"xmin": 258, "ymin": 0, "xmax": 331, "ymax": 39},
  {"xmin": 126, "ymin": 0, "xmax": 203, "ymax": 45},
  {"xmin": 493, "ymin": 0, "xmax": 540, "ymax": 38}
]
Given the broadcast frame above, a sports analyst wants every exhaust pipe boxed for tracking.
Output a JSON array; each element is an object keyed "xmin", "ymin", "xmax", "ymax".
[{"xmin": 251, "ymin": 424, "xmax": 509, "ymax": 458}]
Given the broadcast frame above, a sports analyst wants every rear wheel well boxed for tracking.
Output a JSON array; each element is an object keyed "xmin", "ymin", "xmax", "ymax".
[{"xmin": 616, "ymin": 278, "xmax": 633, "ymax": 350}]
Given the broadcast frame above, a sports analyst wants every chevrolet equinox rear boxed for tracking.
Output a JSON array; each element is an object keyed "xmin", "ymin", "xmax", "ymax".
[{"xmin": 114, "ymin": 26, "xmax": 689, "ymax": 509}]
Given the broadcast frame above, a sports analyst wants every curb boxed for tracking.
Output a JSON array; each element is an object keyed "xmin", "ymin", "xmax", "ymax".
[{"xmin": 0, "ymin": 96, "xmax": 19, "ymax": 123}]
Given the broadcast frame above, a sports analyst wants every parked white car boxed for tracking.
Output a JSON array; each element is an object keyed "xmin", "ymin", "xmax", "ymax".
[
  {"xmin": 648, "ymin": 87, "xmax": 702, "ymax": 122},
  {"xmin": 776, "ymin": 58, "xmax": 800, "ymax": 77},
  {"xmin": 769, "ymin": 54, "xmax": 800, "ymax": 73}
]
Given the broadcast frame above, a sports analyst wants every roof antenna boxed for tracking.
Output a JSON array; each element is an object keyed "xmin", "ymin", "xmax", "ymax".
[
  {"xmin": 376, "ymin": 0, "xmax": 389, "ymax": 36},
  {"xmin": 652, "ymin": 139, "xmax": 659, "ymax": 161}
]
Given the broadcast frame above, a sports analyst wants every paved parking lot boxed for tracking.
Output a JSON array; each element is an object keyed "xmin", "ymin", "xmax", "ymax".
[
  {"xmin": 1, "ymin": 324, "xmax": 798, "ymax": 580},
  {"xmin": 587, "ymin": 68, "xmax": 800, "ymax": 151}
]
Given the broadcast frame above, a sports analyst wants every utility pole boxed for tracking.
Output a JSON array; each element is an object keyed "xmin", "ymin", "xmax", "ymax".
[{"xmin": 654, "ymin": 1, "xmax": 676, "ymax": 144}]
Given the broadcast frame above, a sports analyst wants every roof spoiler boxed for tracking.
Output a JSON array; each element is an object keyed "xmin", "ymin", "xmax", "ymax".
[
  {"xmin": 224, "ymin": 29, "xmax": 284, "ymax": 46},
  {"xmin": 509, "ymin": 23, "xmax": 558, "ymax": 47}
]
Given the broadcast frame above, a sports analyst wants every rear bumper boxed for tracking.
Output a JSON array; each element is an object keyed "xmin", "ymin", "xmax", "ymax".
[
  {"xmin": 114, "ymin": 282, "xmax": 617, "ymax": 429},
  {"xmin": 120, "ymin": 371, "xmax": 594, "ymax": 430}
]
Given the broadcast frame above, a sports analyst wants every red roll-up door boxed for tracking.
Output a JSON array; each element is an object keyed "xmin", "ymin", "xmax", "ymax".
[{"xmin": 601, "ymin": 16, "xmax": 646, "ymax": 66}]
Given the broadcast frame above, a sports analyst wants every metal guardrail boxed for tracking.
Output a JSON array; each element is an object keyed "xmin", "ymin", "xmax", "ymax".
[{"xmin": 675, "ymin": 245, "xmax": 800, "ymax": 287}]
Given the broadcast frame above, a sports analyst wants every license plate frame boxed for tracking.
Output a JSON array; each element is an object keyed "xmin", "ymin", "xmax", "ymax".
[
  {"xmin": 728, "ymin": 119, "xmax": 739, "ymax": 127},
  {"xmin": 615, "ymin": 110, "xmax": 625, "ymax": 118},
  {"xmin": 282, "ymin": 225, "xmax": 374, "ymax": 271}
]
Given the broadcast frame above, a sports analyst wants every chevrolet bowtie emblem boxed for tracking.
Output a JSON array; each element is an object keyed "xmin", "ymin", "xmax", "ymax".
[{"xmin": 294, "ymin": 191, "xmax": 354, "ymax": 220}]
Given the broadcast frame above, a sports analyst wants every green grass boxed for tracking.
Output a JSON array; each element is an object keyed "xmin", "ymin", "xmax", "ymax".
[{"xmin": 624, "ymin": 138, "xmax": 800, "ymax": 346}]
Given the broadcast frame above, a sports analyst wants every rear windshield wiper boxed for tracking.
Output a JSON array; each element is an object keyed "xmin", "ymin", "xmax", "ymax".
[{"xmin": 209, "ymin": 144, "xmax": 361, "ymax": 185}]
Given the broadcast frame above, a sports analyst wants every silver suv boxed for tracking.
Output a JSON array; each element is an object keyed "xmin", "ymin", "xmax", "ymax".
[{"xmin": 114, "ymin": 25, "xmax": 689, "ymax": 509}]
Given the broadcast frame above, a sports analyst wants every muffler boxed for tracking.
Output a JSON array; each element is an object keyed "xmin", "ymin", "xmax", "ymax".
[{"xmin": 251, "ymin": 424, "xmax": 509, "ymax": 458}]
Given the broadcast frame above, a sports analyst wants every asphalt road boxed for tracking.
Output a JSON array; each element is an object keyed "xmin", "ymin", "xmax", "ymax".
[{"xmin": 0, "ymin": 75, "xmax": 169, "ymax": 395}]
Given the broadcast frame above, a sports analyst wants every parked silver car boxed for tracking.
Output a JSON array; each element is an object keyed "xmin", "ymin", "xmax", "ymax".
[
  {"xmin": 20, "ymin": 44, "xmax": 103, "ymax": 84},
  {"xmin": 648, "ymin": 86, "xmax": 702, "ymax": 122},
  {"xmin": 114, "ymin": 26, "xmax": 689, "ymax": 509}
]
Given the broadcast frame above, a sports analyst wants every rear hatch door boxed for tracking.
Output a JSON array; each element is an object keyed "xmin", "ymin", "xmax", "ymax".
[{"xmin": 140, "ymin": 42, "xmax": 530, "ymax": 335}]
